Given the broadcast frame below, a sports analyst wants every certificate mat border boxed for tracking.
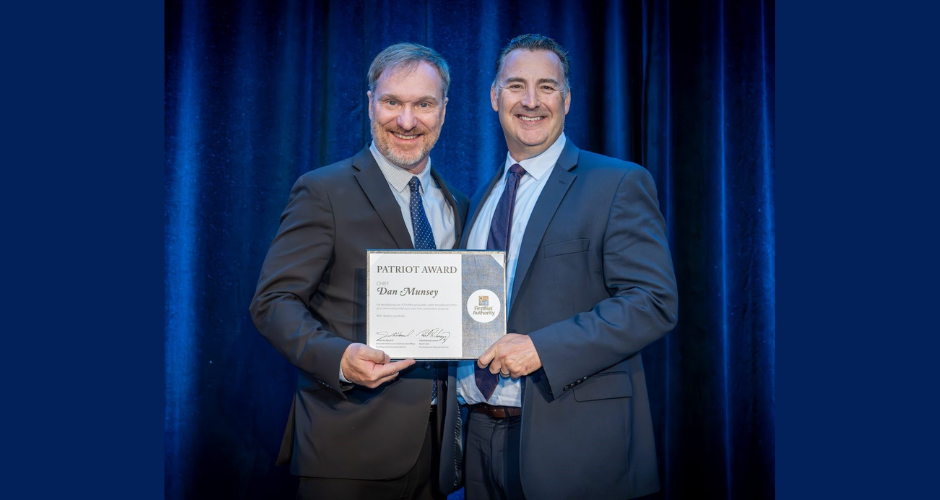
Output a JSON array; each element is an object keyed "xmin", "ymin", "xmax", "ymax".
[{"xmin": 366, "ymin": 249, "xmax": 507, "ymax": 360}]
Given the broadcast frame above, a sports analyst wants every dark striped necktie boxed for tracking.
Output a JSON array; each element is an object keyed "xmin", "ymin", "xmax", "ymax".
[{"xmin": 475, "ymin": 163, "xmax": 526, "ymax": 401}]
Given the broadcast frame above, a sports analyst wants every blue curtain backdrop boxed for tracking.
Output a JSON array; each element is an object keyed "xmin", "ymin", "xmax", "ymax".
[{"xmin": 165, "ymin": 0, "xmax": 775, "ymax": 498}]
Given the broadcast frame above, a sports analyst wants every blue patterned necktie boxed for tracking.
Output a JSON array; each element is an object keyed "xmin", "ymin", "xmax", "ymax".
[
  {"xmin": 409, "ymin": 177, "xmax": 436, "ymax": 250},
  {"xmin": 409, "ymin": 177, "xmax": 438, "ymax": 403},
  {"xmin": 475, "ymin": 163, "xmax": 526, "ymax": 401}
]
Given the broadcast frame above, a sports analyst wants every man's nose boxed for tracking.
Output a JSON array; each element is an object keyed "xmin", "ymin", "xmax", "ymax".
[
  {"xmin": 397, "ymin": 106, "xmax": 417, "ymax": 130},
  {"xmin": 521, "ymin": 87, "xmax": 540, "ymax": 108}
]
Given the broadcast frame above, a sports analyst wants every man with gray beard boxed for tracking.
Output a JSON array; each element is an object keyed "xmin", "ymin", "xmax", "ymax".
[{"xmin": 250, "ymin": 43, "xmax": 469, "ymax": 499}]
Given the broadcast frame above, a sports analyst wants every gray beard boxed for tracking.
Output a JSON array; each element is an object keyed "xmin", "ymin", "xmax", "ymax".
[{"xmin": 370, "ymin": 123, "xmax": 435, "ymax": 170}]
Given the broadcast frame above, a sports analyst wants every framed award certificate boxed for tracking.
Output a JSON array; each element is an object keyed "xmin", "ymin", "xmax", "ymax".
[{"xmin": 366, "ymin": 250, "xmax": 507, "ymax": 360}]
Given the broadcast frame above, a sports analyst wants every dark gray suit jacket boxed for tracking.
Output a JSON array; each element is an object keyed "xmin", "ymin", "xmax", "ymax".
[
  {"xmin": 250, "ymin": 147, "xmax": 469, "ymax": 484},
  {"xmin": 440, "ymin": 140, "xmax": 678, "ymax": 499}
]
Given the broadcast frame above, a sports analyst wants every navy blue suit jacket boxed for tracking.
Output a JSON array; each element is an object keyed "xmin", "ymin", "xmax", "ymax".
[{"xmin": 439, "ymin": 140, "xmax": 678, "ymax": 499}]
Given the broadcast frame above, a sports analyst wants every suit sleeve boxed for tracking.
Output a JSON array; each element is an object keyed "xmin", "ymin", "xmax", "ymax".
[
  {"xmin": 249, "ymin": 174, "xmax": 350, "ymax": 395},
  {"xmin": 529, "ymin": 166, "xmax": 679, "ymax": 399}
]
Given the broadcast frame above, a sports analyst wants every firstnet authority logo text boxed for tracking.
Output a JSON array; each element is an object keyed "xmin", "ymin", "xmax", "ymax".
[{"xmin": 467, "ymin": 289, "xmax": 500, "ymax": 324}]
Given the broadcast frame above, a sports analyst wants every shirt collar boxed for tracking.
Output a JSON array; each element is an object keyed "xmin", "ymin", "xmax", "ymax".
[
  {"xmin": 369, "ymin": 141, "xmax": 433, "ymax": 194},
  {"xmin": 504, "ymin": 133, "xmax": 567, "ymax": 181}
]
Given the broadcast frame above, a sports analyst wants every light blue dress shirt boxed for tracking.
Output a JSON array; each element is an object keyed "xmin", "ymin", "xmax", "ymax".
[
  {"xmin": 455, "ymin": 133, "xmax": 567, "ymax": 406},
  {"xmin": 340, "ymin": 144, "xmax": 457, "ymax": 397},
  {"xmin": 369, "ymin": 142, "xmax": 457, "ymax": 251}
]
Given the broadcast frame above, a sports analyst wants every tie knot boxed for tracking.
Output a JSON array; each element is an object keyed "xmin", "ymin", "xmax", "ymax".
[
  {"xmin": 509, "ymin": 164, "xmax": 525, "ymax": 178},
  {"xmin": 409, "ymin": 176, "xmax": 421, "ymax": 192}
]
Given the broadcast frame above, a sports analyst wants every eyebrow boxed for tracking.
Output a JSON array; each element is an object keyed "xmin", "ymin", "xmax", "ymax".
[
  {"xmin": 379, "ymin": 93, "xmax": 440, "ymax": 104},
  {"xmin": 502, "ymin": 77, "xmax": 562, "ymax": 87}
]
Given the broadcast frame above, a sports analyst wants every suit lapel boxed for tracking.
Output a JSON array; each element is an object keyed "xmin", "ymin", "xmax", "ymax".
[
  {"xmin": 352, "ymin": 147, "xmax": 414, "ymax": 249},
  {"xmin": 510, "ymin": 140, "xmax": 580, "ymax": 311},
  {"xmin": 459, "ymin": 166, "xmax": 504, "ymax": 248},
  {"xmin": 430, "ymin": 168, "xmax": 465, "ymax": 247}
]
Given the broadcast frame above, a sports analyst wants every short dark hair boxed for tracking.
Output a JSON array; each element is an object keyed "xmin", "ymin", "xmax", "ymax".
[
  {"xmin": 493, "ymin": 34, "xmax": 571, "ymax": 93},
  {"xmin": 368, "ymin": 43, "xmax": 451, "ymax": 97}
]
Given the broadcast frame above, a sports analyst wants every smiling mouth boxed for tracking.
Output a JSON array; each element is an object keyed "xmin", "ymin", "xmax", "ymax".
[
  {"xmin": 392, "ymin": 131, "xmax": 420, "ymax": 140},
  {"xmin": 517, "ymin": 115, "xmax": 545, "ymax": 122}
]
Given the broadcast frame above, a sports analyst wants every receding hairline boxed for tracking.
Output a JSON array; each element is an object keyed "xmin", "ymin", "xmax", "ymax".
[
  {"xmin": 492, "ymin": 48, "xmax": 568, "ymax": 88},
  {"xmin": 371, "ymin": 61, "xmax": 446, "ymax": 96},
  {"xmin": 367, "ymin": 43, "xmax": 451, "ymax": 97}
]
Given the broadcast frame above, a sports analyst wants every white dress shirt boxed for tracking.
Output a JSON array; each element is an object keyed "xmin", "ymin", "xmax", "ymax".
[{"xmin": 455, "ymin": 133, "xmax": 567, "ymax": 406}]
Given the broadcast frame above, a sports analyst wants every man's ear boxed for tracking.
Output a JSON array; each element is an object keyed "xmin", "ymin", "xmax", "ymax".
[
  {"xmin": 490, "ymin": 85, "xmax": 498, "ymax": 112},
  {"xmin": 367, "ymin": 91, "xmax": 374, "ymax": 120},
  {"xmin": 563, "ymin": 87, "xmax": 571, "ymax": 115}
]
